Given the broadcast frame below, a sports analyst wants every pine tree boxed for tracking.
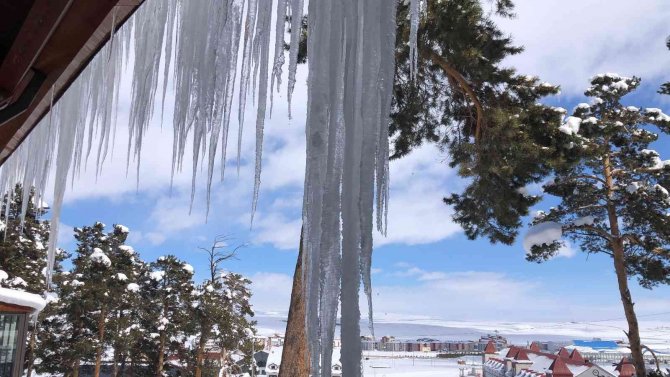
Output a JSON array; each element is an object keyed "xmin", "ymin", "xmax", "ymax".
[
  {"xmin": 140, "ymin": 255, "xmax": 196, "ymax": 377},
  {"xmin": 393, "ymin": 0, "xmax": 564, "ymax": 244},
  {"xmin": 215, "ymin": 271, "xmax": 255, "ymax": 375},
  {"xmin": 0, "ymin": 185, "xmax": 50, "ymax": 293},
  {"xmin": 103, "ymin": 227, "xmax": 145, "ymax": 377},
  {"xmin": 33, "ymin": 249, "xmax": 75, "ymax": 377},
  {"xmin": 526, "ymin": 74, "xmax": 670, "ymax": 377},
  {"xmin": 192, "ymin": 237, "xmax": 238, "ymax": 377}
]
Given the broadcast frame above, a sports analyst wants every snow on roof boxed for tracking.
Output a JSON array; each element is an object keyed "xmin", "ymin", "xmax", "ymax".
[
  {"xmin": 523, "ymin": 222, "xmax": 563, "ymax": 253},
  {"xmin": 0, "ymin": 287, "xmax": 47, "ymax": 312},
  {"xmin": 267, "ymin": 347, "xmax": 283, "ymax": 366}
]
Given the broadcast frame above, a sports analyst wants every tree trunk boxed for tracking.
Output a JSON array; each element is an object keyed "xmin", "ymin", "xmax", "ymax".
[
  {"xmin": 195, "ymin": 332, "xmax": 208, "ymax": 377},
  {"xmin": 25, "ymin": 325, "xmax": 37, "ymax": 377},
  {"xmin": 604, "ymin": 151, "xmax": 646, "ymax": 377},
  {"xmin": 156, "ymin": 331, "xmax": 166, "ymax": 377},
  {"xmin": 72, "ymin": 359, "xmax": 80, "ymax": 377},
  {"xmin": 112, "ymin": 310, "xmax": 121, "ymax": 377},
  {"xmin": 94, "ymin": 306, "xmax": 107, "ymax": 377},
  {"xmin": 612, "ymin": 240, "xmax": 646, "ymax": 377},
  {"xmin": 278, "ymin": 231, "xmax": 310, "ymax": 377}
]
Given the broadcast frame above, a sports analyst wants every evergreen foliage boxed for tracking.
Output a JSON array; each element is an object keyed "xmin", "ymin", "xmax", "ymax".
[
  {"xmin": 0, "ymin": 185, "xmax": 50, "ymax": 293},
  {"xmin": 391, "ymin": 0, "xmax": 565, "ymax": 245},
  {"xmin": 0, "ymin": 216, "xmax": 256, "ymax": 377}
]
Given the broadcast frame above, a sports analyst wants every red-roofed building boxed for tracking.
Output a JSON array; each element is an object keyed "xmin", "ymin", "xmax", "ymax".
[
  {"xmin": 569, "ymin": 349, "xmax": 585, "ymax": 363},
  {"xmin": 530, "ymin": 342, "xmax": 542, "ymax": 353},
  {"xmin": 517, "ymin": 350, "xmax": 531, "ymax": 361},
  {"xmin": 483, "ymin": 346, "xmax": 615, "ymax": 377},
  {"xmin": 549, "ymin": 357, "xmax": 574, "ymax": 377},
  {"xmin": 557, "ymin": 348, "xmax": 571, "ymax": 358},
  {"xmin": 507, "ymin": 346, "xmax": 520, "ymax": 358}
]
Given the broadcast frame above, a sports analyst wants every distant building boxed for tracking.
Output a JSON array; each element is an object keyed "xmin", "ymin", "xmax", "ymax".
[
  {"xmin": 362, "ymin": 336, "xmax": 505, "ymax": 353},
  {"xmin": 572, "ymin": 340, "xmax": 619, "ymax": 351},
  {"xmin": 483, "ymin": 342, "xmax": 623, "ymax": 377}
]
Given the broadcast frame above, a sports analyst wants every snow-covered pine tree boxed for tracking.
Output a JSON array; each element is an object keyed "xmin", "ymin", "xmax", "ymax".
[
  {"xmin": 192, "ymin": 238, "xmax": 237, "ymax": 377},
  {"xmin": 526, "ymin": 74, "xmax": 670, "ymax": 377},
  {"xmin": 32, "ymin": 249, "xmax": 75, "ymax": 377},
  {"xmin": 190, "ymin": 238, "xmax": 255, "ymax": 377},
  {"xmin": 140, "ymin": 255, "xmax": 196, "ymax": 377},
  {"xmin": 50, "ymin": 222, "xmax": 128, "ymax": 377},
  {"xmin": 216, "ymin": 271, "xmax": 255, "ymax": 376},
  {"xmin": 0, "ymin": 185, "xmax": 50, "ymax": 292},
  {"xmin": 104, "ymin": 226, "xmax": 145, "ymax": 377}
]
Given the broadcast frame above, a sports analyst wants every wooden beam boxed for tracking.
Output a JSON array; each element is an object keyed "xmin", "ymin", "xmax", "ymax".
[
  {"xmin": 0, "ymin": 0, "xmax": 72, "ymax": 103},
  {"xmin": 0, "ymin": 0, "xmax": 144, "ymax": 164},
  {"xmin": 0, "ymin": 302, "xmax": 32, "ymax": 314}
]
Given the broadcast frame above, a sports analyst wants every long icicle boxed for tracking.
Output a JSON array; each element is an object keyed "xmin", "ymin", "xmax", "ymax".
[{"xmin": 0, "ymin": 1, "xmax": 405, "ymax": 375}]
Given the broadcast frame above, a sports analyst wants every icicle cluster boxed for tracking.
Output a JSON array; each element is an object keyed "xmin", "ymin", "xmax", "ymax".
[
  {"xmin": 301, "ymin": 0, "xmax": 396, "ymax": 376},
  {"xmin": 409, "ymin": 0, "xmax": 420, "ymax": 80},
  {"xmin": 0, "ymin": 0, "xmax": 420, "ymax": 374}
]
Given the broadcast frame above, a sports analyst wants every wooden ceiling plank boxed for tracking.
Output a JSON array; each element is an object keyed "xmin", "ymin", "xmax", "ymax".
[
  {"xmin": 0, "ymin": 0, "xmax": 143, "ymax": 164},
  {"xmin": 0, "ymin": 0, "xmax": 72, "ymax": 100}
]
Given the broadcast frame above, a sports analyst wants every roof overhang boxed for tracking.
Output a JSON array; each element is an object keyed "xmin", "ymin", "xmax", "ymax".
[{"xmin": 0, "ymin": 0, "xmax": 144, "ymax": 165}]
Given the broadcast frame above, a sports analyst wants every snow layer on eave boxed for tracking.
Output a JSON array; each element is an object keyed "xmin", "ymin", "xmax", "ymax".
[{"xmin": 0, "ymin": 287, "xmax": 47, "ymax": 312}]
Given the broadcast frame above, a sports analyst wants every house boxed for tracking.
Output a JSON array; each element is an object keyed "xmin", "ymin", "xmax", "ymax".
[
  {"xmin": 0, "ymin": 288, "xmax": 47, "ymax": 377},
  {"xmin": 483, "ymin": 342, "xmax": 621, "ymax": 377},
  {"xmin": 263, "ymin": 347, "xmax": 342, "ymax": 377}
]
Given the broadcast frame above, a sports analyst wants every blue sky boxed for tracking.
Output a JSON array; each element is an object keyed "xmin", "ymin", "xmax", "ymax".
[{"xmin": 51, "ymin": 0, "xmax": 670, "ymax": 324}]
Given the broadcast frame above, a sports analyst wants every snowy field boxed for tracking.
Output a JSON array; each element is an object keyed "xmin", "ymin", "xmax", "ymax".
[
  {"xmin": 255, "ymin": 315, "xmax": 670, "ymax": 353},
  {"xmin": 362, "ymin": 354, "xmax": 473, "ymax": 377}
]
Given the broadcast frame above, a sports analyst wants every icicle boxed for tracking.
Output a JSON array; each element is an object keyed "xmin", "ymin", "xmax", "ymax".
[
  {"xmin": 270, "ymin": 0, "xmax": 289, "ymax": 107},
  {"xmin": 220, "ymin": 0, "xmax": 245, "ymax": 183},
  {"xmin": 301, "ymin": 0, "xmax": 398, "ymax": 374},
  {"xmin": 286, "ymin": 0, "xmax": 304, "ymax": 117},
  {"xmin": 237, "ymin": 0, "xmax": 259, "ymax": 172},
  {"xmin": 409, "ymin": 0, "xmax": 420, "ymax": 80},
  {"xmin": 250, "ymin": 0, "xmax": 273, "ymax": 225}
]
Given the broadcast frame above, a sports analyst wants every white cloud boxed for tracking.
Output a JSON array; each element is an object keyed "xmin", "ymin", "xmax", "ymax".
[
  {"xmin": 250, "ymin": 211, "xmax": 302, "ymax": 250},
  {"xmin": 371, "ymin": 264, "xmax": 618, "ymax": 322},
  {"xmin": 375, "ymin": 144, "xmax": 462, "ymax": 247},
  {"xmin": 56, "ymin": 223, "xmax": 75, "ymax": 249},
  {"xmin": 249, "ymin": 272, "xmax": 294, "ymax": 314},
  {"xmin": 557, "ymin": 242, "xmax": 577, "ymax": 258},
  {"xmin": 497, "ymin": 0, "xmax": 670, "ymax": 95}
]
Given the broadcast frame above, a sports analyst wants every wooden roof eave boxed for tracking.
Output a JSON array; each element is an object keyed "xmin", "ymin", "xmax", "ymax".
[{"xmin": 0, "ymin": 0, "xmax": 144, "ymax": 165}]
